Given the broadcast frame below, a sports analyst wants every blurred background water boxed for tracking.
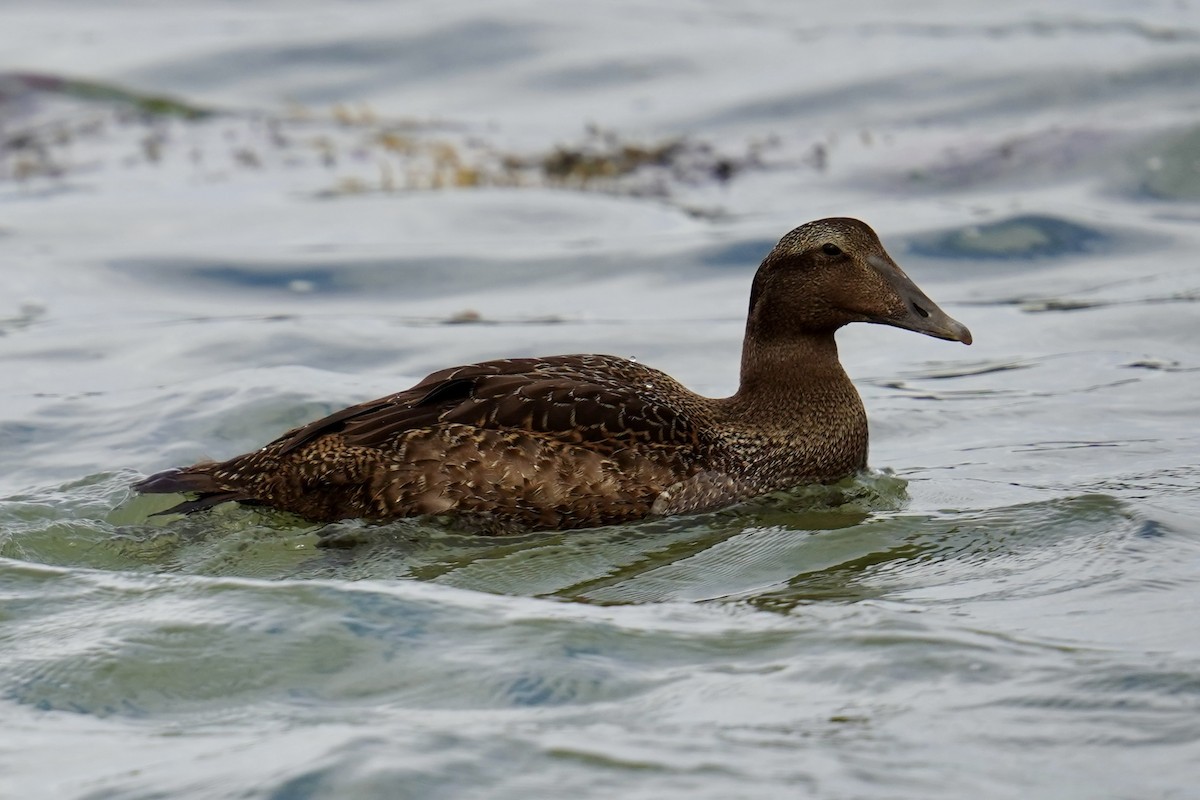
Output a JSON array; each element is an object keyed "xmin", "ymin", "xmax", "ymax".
[{"xmin": 2, "ymin": 1, "xmax": 1200, "ymax": 797}]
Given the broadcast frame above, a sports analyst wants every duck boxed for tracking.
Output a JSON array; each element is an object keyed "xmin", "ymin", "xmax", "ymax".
[{"xmin": 136, "ymin": 218, "xmax": 971, "ymax": 532}]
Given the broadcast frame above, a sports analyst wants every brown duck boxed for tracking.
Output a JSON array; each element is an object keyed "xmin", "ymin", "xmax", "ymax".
[{"xmin": 137, "ymin": 218, "xmax": 971, "ymax": 531}]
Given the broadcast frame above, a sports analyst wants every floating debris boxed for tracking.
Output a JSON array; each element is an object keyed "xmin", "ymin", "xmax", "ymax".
[
  {"xmin": 530, "ymin": 126, "xmax": 741, "ymax": 189},
  {"xmin": 438, "ymin": 310, "xmax": 565, "ymax": 326},
  {"xmin": 1019, "ymin": 298, "xmax": 1104, "ymax": 312},
  {"xmin": 444, "ymin": 309, "xmax": 483, "ymax": 325},
  {"xmin": 0, "ymin": 72, "xmax": 762, "ymax": 206}
]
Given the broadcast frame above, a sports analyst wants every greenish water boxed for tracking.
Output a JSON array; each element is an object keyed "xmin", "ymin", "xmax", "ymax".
[{"xmin": 3, "ymin": 2, "xmax": 1200, "ymax": 798}]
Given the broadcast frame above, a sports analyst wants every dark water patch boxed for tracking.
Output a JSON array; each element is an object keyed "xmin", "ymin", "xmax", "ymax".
[
  {"xmin": 185, "ymin": 265, "xmax": 341, "ymax": 294},
  {"xmin": 113, "ymin": 257, "xmax": 437, "ymax": 298},
  {"xmin": 271, "ymin": 766, "xmax": 337, "ymax": 800},
  {"xmin": 906, "ymin": 215, "xmax": 1110, "ymax": 260},
  {"xmin": 695, "ymin": 238, "xmax": 775, "ymax": 269},
  {"xmin": 1133, "ymin": 518, "xmax": 1169, "ymax": 539},
  {"xmin": 113, "ymin": 252, "xmax": 658, "ymax": 299}
]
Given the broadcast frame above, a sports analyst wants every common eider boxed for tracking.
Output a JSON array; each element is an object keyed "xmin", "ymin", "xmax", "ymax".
[{"xmin": 137, "ymin": 218, "xmax": 972, "ymax": 531}]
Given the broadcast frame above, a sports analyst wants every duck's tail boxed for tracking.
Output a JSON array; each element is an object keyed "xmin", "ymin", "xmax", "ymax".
[{"xmin": 135, "ymin": 467, "xmax": 250, "ymax": 515}]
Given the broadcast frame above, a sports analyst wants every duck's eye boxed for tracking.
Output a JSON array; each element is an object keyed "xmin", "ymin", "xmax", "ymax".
[{"xmin": 821, "ymin": 243, "xmax": 842, "ymax": 256}]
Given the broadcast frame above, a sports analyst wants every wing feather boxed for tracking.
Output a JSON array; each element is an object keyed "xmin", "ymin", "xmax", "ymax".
[{"xmin": 268, "ymin": 354, "xmax": 701, "ymax": 457}]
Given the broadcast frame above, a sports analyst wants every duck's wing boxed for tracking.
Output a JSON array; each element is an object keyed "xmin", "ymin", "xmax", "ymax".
[{"xmin": 271, "ymin": 354, "xmax": 704, "ymax": 457}]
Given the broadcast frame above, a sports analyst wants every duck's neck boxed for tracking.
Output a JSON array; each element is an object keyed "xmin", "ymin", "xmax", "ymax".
[
  {"xmin": 729, "ymin": 332, "xmax": 855, "ymax": 418},
  {"xmin": 716, "ymin": 329, "xmax": 869, "ymax": 483}
]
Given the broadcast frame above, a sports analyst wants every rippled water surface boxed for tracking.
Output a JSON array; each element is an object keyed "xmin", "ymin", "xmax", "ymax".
[{"xmin": 2, "ymin": 2, "xmax": 1200, "ymax": 797}]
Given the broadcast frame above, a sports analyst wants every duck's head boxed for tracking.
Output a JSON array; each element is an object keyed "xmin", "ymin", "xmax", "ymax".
[{"xmin": 747, "ymin": 218, "xmax": 972, "ymax": 345}]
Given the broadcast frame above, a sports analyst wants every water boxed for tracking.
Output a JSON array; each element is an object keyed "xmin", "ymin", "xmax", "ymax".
[{"xmin": 2, "ymin": 1, "xmax": 1200, "ymax": 797}]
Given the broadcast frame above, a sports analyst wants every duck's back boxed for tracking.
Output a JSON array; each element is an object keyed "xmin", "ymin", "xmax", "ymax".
[{"xmin": 139, "ymin": 354, "xmax": 724, "ymax": 530}]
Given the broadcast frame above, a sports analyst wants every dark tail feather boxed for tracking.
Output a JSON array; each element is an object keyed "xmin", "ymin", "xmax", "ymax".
[
  {"xmin": 152, "ymin": 492, "xmax": 248, "ymax": 516},
  {"xmin": 135, "ymin": 467, "xmax": 245, "ymax": 516},
  {"xmin": 135, "ymin": 467, "xmax": 218, "ymax": 494}
]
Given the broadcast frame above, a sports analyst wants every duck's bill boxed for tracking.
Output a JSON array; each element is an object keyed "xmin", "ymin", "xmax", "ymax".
[{"xmin": 866, "ymin": 255, "xmax": 973, "ymax": 345}]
